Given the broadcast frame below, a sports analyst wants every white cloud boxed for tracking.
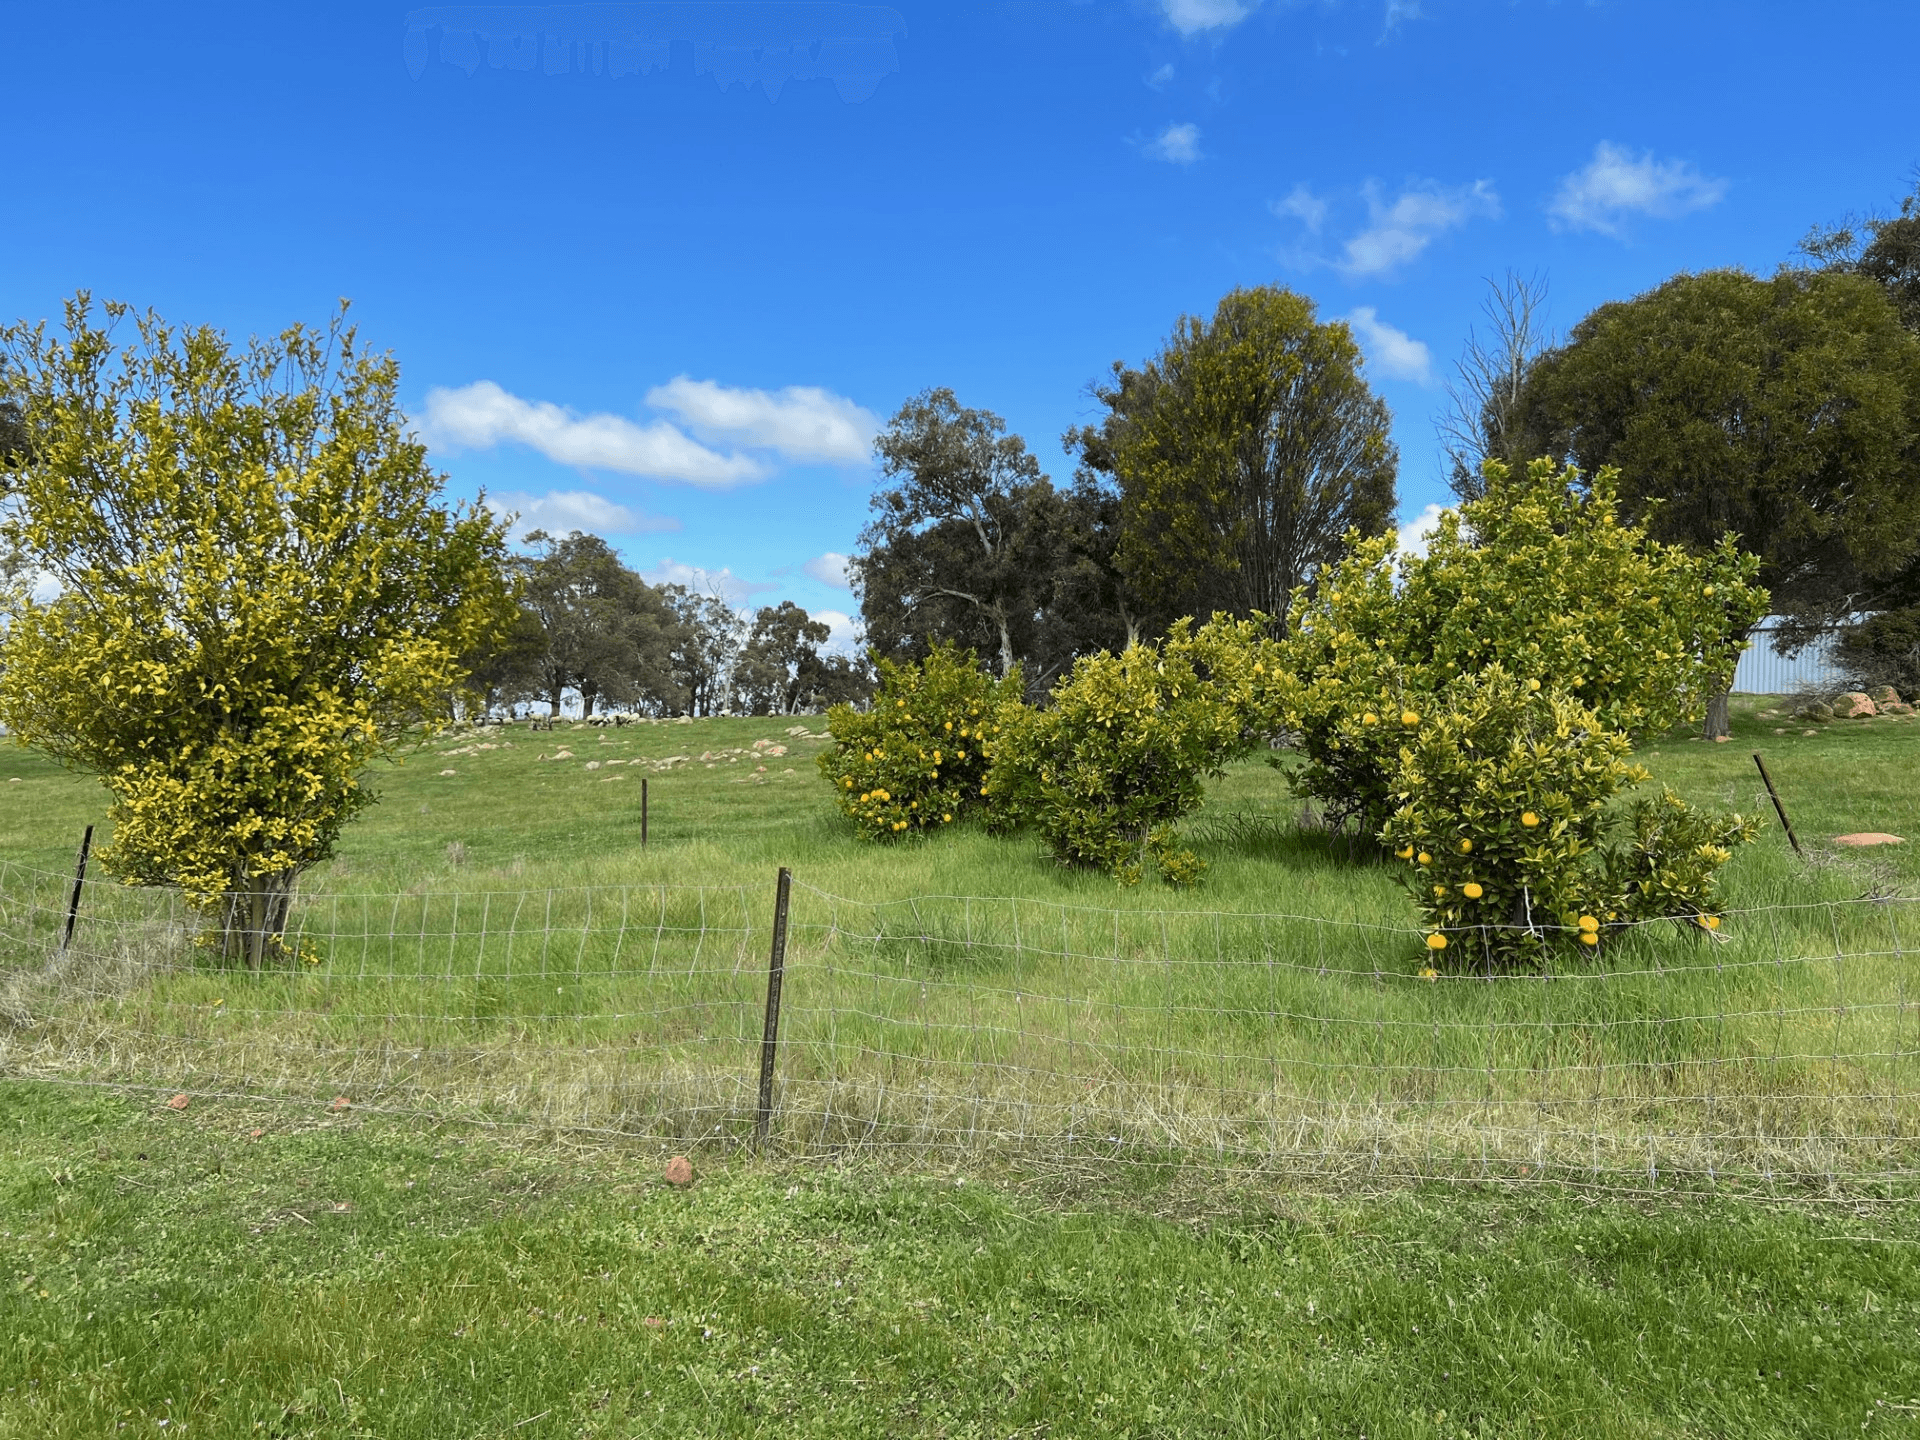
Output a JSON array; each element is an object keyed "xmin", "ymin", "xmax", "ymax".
[
  {"xmin": 421, "ymin": 381, "xmax": 765, "ymax": 487},
  {"xmin": 1394, "ymin": 502, "xmax": 1449, "ymax": 560},
  {"xmin": 1146, "ymin": 122, "xmax": 1202, "ymax": 165},
  {"xmin": 813, "ymin": 608, "xmax": 862, "ymax": 654},
  {"xmin": 1160, "ymin": 0, "xmax": 1256, "ymax": 34},
  {"xmin": 1344, "ymin": 307, "xmax": 1433, "ymax": 386},
  {"xmin": 1549, "ymin": 142, "xmax": 1728, "ymax": 237},
  {"xmin": 1338, "ymin": 178, "xmax": 1500, "ymax": 278},
  {"xmin": 1381, "ymin": 0, "xmax": 1422, "ymax": 35},
  {"xmin": 1146, "ymin": 62, "xmax": 1175, "ymax": 88},
  {"xmin": 485, "ymin": 489, "xmax": 677, "ymax": 542},
  {"xmin": 639, "ymin": 557, "xmax": 774, "ymax": 604},
  {"xmin": 644, "ymin": 377, "xmax": 878, "ymax": 464},
  {"xmin": 1272, "ymin": 183, "xmax": 1327, "ymax": 233},
  {"xmin": 804, "ymin": 552, "xmax": 853, "ymax": 588}
]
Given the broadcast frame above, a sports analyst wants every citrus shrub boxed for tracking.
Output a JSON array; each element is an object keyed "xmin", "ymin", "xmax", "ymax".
[
  {"xmin": 1377, "ymin": 668, "xmax": 1755, "ymax": 966},
  {"xmin": 817, "ymin": 642, "xmax": 1024, "ymax": 840},
  {"xmin": 989, "ymin": 614, "xmax": 1293, "ymax": 886},
  {"xmin": 1283, "ymin": 457, "xmax": 1768, "ymax": 836}
]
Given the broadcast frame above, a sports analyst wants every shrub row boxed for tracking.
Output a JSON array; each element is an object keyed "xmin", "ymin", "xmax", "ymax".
[{"xmin": 819, "ymin": 460, "xmax": 1771, "ymax": 968}]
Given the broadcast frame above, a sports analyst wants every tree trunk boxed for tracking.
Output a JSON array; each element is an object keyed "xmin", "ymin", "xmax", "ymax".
[
  {"xmin": 218, "ymin": 869, "xmax": 299, "ymax": 969},
  {"xmin": 548, "ymin": 688, "xmax": 563, "ymax": 719},
  {"xmin": 1702, "ymin": 686, "xmax": 1731, "ymax": 740},
  {"xmin": 996, "ymin": 615, "xmax": 1015, "ymax": 679}
]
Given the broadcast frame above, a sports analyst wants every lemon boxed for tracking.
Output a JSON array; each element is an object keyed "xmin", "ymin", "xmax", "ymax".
[
  {"xmin": 1577, "ymin": 915, "xmax": 1599, "ymax": 933},
  {"xmin": 1432, "ymin": 885, "xmax": 1446, "ymax": 898},
  {"xmin": 1362, "ymin": 712, "xmax": 1379, "ymax": 726},
  {"xmin": 1417, "ymin": 851, "xmax": 1432, "ymax": 865},
  {"xmin": 1578, "ymin": 932, "xmax": 1599, "ymax": 946},
  {"xmin": 1458, "ymin": 837, "xmax": 1473, "ymax": 854},
  {"xmin": 1395, "ymin": 845, "xmax": 1414, "ymax": 860},
  {"xmin": 1426, "ymin": 933, "xmax": 1448, "ymax": 951},
  {"xmin": 1462, "ymin": 882, "xmax": 1483, "ymax": 899},
  {"xmin": 1521, "ymin": 812, "xmax": 1540, "ymax": 828},
  {"xmin": 1401, "ymin": 710, "xmax": 1420, "ymax": 726}
]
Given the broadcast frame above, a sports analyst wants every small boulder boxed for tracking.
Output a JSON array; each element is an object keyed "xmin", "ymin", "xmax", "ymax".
[
  {"xmin": 664, "ymin": 1155, "xmax": 694, "ymax": 1187},
  {"xmin": 1870, "ymin": 685, "xmax": 1904, "ymax": 708},
  {"xmin": 1795, "ymin": 700, "xmax": 1834, "ymax": 722},
  {"xmin": 1833, "ymin": 832, "xmax": 1905, "ymax": 847},
  {"xmin": 1832, "ymin": 692, "xmax": 1877, "ymax": 718},
  {"xmin": 165, "ymin": 1093, "xmax": 190, "ymax": 1111}
]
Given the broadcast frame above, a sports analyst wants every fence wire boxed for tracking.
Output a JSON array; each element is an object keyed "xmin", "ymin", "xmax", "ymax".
[{"xmin": 2, "ymin": 859, "xmax": 1915, "ymax": 1199}]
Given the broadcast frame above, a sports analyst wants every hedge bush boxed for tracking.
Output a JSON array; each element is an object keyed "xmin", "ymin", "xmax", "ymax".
[
  {"xmin": 1377, "ymin": 668, "xmax": 1755, "ymax": 967},
  {"xmin": 989, "ymin": 614, "xmax": 1292, "ymax": 886},
  {"xmin": 1283, "ymin": 457, "xmax": 1768, "ymax": 836},
  {"xmin": 817, "ymin": 642, "xmax": 1025, "ymax": 840}
]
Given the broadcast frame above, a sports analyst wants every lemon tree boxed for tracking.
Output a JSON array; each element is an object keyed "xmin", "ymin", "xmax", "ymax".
[
  {"xmin": 989, "ymin": 614, "xmax": 1292, "ymax": 886},
  {"xmin": 0, "ymin": 297, "xmax": 514, "ymax": 966},
  {"xmin": 1283, "ymin": 457, "xmax": 1766, "ymax": 836},
  {"xmin": 817, "ymin": 641, "xmax": 1023, "ymax": 840},
  {"xmin": 1377, "ymin": 668, "xmax": 1755, "ymax": 966}
]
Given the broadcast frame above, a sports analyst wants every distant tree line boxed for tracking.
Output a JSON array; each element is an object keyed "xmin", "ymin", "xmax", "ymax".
[{"xmin": 469, "ymin": 530, "xmax": 871, "ymax": 718}]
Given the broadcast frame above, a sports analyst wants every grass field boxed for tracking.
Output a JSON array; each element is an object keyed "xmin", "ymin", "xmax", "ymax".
[
  {"xmin": 4, "ymin": 699, "xmax": 1920, "ymax": 1435},
  {"xmin": 3, "ymin": 696, "xmax": 1919, "ymax": 1193},
  {"xmin": 3, "ymin": 1081, "xmax": 1918, "ymax": 1440}
]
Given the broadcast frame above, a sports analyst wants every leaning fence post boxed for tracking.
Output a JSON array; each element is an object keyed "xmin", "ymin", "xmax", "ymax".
[
  {"xmin": 1752, "ymin": 752, "xmax": 1804, "ymax": 858},
  {"xmin": 641, "ymin": 777, "xmax": 649, "ymax": 849},
  {"xmin": 754, "ymin": 866, "xmax": 793, "ymax": 1153},
  {"xmin": 60, "ymin": 825, "xmax": 94, "ymax": 954}
]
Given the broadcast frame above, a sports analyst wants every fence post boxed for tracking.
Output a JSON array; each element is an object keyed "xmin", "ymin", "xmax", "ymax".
[
  {"xmin": 754, "ymin": 866, "xmax": 792, "ymax": 1153},
  {"xmin": 641, "ymin": 777, "xmax": 649, "ymax": 849},
  {"xmin": 60, "ymin": 825, "xmax": 94, "ymax": 954},
  {"xmin": 1752, "ymin": 752, "xmax": 1804, "ymax": 858}
]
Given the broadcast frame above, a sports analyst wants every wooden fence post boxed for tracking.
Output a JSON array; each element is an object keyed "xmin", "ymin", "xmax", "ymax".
[{"xmin": 754, "ymin": 866, "xmax": 792, "ymax": 1152}]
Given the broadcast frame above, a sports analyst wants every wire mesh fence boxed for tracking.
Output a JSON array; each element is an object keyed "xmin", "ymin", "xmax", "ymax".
[{"xmin": 3, "ymin": 857, "xmax": 1916, "ymax": 1199}]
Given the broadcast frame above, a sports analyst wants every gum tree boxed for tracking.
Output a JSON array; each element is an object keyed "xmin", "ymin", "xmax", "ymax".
[{"xmin": 0, "ymin": 296, "xmax": 513, "ymax": 965}]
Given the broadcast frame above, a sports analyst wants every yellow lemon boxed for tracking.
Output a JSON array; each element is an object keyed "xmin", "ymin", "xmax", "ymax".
[
  {"xmin": 1432, "ymin": 885, "xmax": 1446, "ymax": 898},
  {"xmin": 1578, "ymin": 932, "xmax": 1599, "ymax": 946},
  {"xmin": 942, "ymin": 813, "xmax": 952, "ymax": 822},
  {"xmin": 1528, "ymin": 678, "xmax": 1541, "ymax": 692},
  {"xmin": 1702, "ymin": 914, "xmax": 1721, "ymax": 930},
  {"xmin": 1362, "ymin": 712, "xmax": 1379, "ymax": 726},
  {"xmin": 1703, "ymin": 584, "xmax": 1715, "ymax": 597},
  {"xmin": 1417, "ymin": 851, "xmax": 1432, "ymax": 865},
  {"xmin": 1521, "ymin": 811, "xmax": 1540, "ymax": 828},
  {"xmin": 1395, "ymin": 845, "xmax": 1414, "ymax": 860},
  {"xmin": 1459, "ymin": 838, "xmax": 1473, "ymax": 854},
  {"xmin": 897, "ymin": 699, "xmax": 906, "ymax": 708},
  {"xmin": 1462, "ymin": 882, "xmax": 1484, "ymax": 899},
  {"xmin": 1401, "ymin": 710, "xmax": 1420, "ymax": 727},
  {"xmin": 1578, "ymin": 915, "xmax": 1599, "ymax": 933},
  {"xmin": 1426, "ymin": 933, "xmax": 1448, "ymax": 951}
]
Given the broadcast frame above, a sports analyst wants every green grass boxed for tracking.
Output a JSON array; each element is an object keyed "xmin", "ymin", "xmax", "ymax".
[
  {"xmin": 3, "ymin": 698, "xmax": 1919, "ymax": 1192},
  {"xmin": 4, "ymin": 1081, "xmax": 1918, "ymax": 1440}
]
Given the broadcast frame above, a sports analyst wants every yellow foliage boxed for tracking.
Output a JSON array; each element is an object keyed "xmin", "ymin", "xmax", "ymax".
[{"xmin": 0, "ymin": 296, "xmax": 514, "ymax": 959}]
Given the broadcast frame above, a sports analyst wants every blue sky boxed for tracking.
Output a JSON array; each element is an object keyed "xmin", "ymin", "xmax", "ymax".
[{"xmin": 4, "ymin": 1, "xmax": 1915, "ymax": 644}]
